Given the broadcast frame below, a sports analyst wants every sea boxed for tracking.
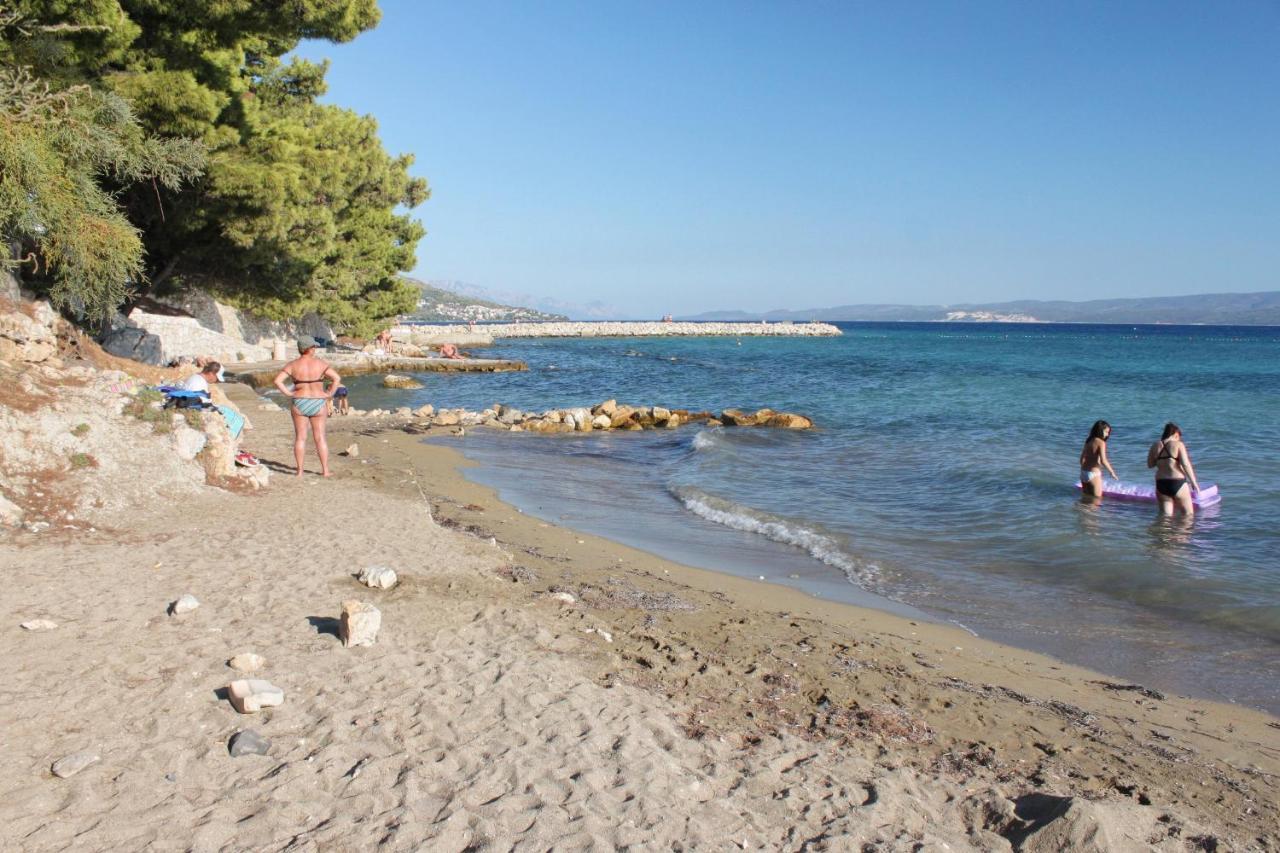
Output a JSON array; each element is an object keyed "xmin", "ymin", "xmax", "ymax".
[{"xmin": 345, "ymin": 322, "xmax": 1280, "ymax": 714}]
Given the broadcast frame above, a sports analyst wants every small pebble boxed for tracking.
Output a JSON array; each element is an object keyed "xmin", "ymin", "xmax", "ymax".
[
  {"xmin": 169, "ymin": 594, "xmax": 199, "ymax": 616},
  {"xmin": 51, "ymin": 751, "xmax": 99, "ymax": 779},
  {"xmin": 21, "ymin": 619, "xmax": 57, "ymax": 631},
  {"xmin": 228, "ymin": 652, "xmax": 265, "ymax": 673},
  {"xmin": 228, "ymin": 729, "xmax": 271, "ymax": 757}
]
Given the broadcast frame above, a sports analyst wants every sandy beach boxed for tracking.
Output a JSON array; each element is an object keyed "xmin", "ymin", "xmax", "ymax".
[{"xmin": 1, "ymin": 375, "xmax": 1276, "ymax": 851}]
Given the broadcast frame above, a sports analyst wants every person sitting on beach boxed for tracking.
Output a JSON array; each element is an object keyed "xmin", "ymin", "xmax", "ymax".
[
  {"xmin": 1079, "ymin": 420, "xmax": 1118, "ymax": 499},
  {"xmin": 438, "ymin": 343, "xmax": 464, "ymax": 360},
  {"xmin": 272, "ymin": 336, "xmax": 341, "ymax": 477},
  {"xmin": 1147, "ymin": 422, "xmax": 1201, "ymax": 516},
  {"xmin": 180, "ymin": 361, "xmax": 221, "ymax": 395}
]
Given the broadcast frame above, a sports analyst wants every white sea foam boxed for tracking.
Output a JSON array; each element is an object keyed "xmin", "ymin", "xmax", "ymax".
[
  {"xmin": 671, "ymin": 486, "xmax": 879, "ymax": 586},
  {"xmin": 690, "ymin": 429, "xmax": 721, "ymax": 452}
]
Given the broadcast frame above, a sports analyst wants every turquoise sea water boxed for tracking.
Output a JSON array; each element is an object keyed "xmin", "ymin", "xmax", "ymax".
[{"xmin": 347, "ymin": 323, "xmax": 1280, "ymax": 713}]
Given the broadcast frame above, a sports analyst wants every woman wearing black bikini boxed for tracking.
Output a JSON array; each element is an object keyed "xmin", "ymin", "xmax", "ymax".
[
  {"xmin": 1146, "ymin": 422, "xmax": 1201, "ymax": 516},
  {"xmin": 272, "ymin": 335, "xmax": 341, "ymax": 477}
]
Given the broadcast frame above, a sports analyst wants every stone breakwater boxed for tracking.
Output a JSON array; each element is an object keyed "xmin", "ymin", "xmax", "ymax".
[
  {"xmin": 394, "ymin": 320, "xmax": 842, "ymax": 339},
  {"xmin": 346, "ymin": 397, "xmax": 813, "ymax": 433}
]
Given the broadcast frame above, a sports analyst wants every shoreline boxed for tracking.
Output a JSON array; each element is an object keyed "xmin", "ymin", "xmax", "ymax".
[
  {"xmin": 393, "ymin": 320, "xmax": 843, "ymax": 338},
  {"xmin": 3, "ymin": 384, "xmax": 1276, "ymax": 847},
  {"xmin": 360, "ymin": 423, "xmax": 1279, "ymax": 840}
]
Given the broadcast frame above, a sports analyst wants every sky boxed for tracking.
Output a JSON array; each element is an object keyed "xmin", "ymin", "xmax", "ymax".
[{"xmin": 298, "ymin": 1, "xmax": 1280, "ymax": 317}]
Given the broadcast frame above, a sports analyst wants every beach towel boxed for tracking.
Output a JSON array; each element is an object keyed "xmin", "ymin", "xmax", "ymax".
[{"xmin": 217, "ymin": 405, "xmax": 246, "ymax": 440}]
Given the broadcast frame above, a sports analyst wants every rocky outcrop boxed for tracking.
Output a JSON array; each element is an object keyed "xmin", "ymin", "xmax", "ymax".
[
  {"xmin": 382, "ymin": 374, "xmax": 424, "ymax": 390},
  {"xmin": 0, "ymin": 300, "xmax": 60, "ymax": 364},
  {"xmin": 0, "ymin": 297, "xmax": 269, "ymax": 532},
  {"xmin": 99, "ymin": 289, "xmax": 332, "ymax": 366}
]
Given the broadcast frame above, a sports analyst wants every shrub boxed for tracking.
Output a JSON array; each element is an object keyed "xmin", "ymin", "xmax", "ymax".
[{"xmin": 69, "ymin": 452, "xmax": 96, "ymax": 469}]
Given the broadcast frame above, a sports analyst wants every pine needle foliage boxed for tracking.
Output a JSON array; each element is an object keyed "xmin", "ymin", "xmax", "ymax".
[
  {"xmin": 2, "ymin": 1, "xmax": 428, "ymax": 336},
  {"xmin": 0, "ymin": 59, "xmax": 204, "ymax": 321}
]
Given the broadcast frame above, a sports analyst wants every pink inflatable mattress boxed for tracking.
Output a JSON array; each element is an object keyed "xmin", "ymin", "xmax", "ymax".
[{"xmin": 1074, "ymin": 481, "xmax": 1220, "ymax": 507}]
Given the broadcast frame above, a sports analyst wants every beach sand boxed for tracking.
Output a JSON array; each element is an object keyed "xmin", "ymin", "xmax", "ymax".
[{"xmin": 2, "ymin": 383, "xmax": 1276, "ymax": 850}]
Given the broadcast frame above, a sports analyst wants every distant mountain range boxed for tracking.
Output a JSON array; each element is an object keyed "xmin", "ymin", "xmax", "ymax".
[
  {"xmin": 402, "ymin": 277, "xmax": 568, "ymax": 323},
  {"xmin": 680, "ymin": 291, "xmax": 1280, "ymax": 326},
  {"xmin": 421, "ymin": 279, "xmax": 623, "ymax": 321}
]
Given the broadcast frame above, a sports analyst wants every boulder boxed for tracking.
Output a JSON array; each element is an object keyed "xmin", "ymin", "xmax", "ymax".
[
  {"xmin": 170, "ymin": 424, "xmax": 208, "ymax": 461},
  {"xmin": 591, "ymin": 414, "xmax": 612, "ymax": 430},
  {"xmin": 664, "ymin": 413, "xmax": 681, "ymax": 429},
  {"xmin": 609, "ymin": 407, "xmax": 637, "ymax": 429},
  {"xmin": 593, "ymin": 399, "xmax": 617, "ymax": 416},
  {"xmin": 0, "ymin": 305, "xmax": 58, "ymax": 363},
  {"xmin": 720, "ymin": 408, "xmax": 761, "ymax": 426},
  {"xmin": 382, "ymin": 374, "xmax": 423, "ymax": 390},
  {"xmin": 394, "ymin": 406, "xmax": 412, "ymax": 417},
  {"xmin": 340, "ymin": 600, "xmax": 381, "ymax": 647},
  {"xmin": 198, "ymin": 413, "xmax": 237, "ymax": 479},
  {"xmin": 433, "ymin": 411, "xmax": 460, "ymax": 426},
  {"xmin": 767, "ymin": 412, "xmax": 813, "ymax": 429},
  {"xmin": 651, "ymin": 406, "xmax": 671, "ymax": 422},
  {"xmin": 412, "ymin": 404, "xmax": 435, "ymax": 418},
  {"xmin": 497, "ymin": 406, "xmax": 524, "ymax": 425},
  {"xmin": 227, "ymin": 679, "xmax": 285, "ymax": 713},
  {"xmin": 358, "ymin": 566, "xmax": 398, "ymax": 589}
]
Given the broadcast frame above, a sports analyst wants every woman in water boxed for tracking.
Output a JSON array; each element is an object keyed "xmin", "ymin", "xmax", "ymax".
[
  {"xmin": 1079, "ymin": 420, "xmax": 1118, "ymax": 498},
  {"xmin": 273, "ymin": 335, "xmax": 341, "ymax": 477},
  {"xmin": 1146, "ymin": 422, "xmax": 1201, "ymax": 516}
]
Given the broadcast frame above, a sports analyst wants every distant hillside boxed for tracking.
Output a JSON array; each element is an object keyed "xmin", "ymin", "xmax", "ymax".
[
  {"xmin": 429, "ymin": 280, "xmax": 624, "ymax": 321},
  {"xmin": 402, "ymin": 277, "xmax": 567, "ymax": 323},
  {"xmin": 681, "ymin": 291, "xmax": 1280, "ymax": 326}
]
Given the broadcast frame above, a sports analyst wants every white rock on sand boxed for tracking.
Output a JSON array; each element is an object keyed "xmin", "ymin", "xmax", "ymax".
[
  {"xmin": 20, "ymin": 619, "xmax": 57, "ymax": 631},
  {"xmin": 168, "ymin": 594, "xmax": 199, "ymax": 616},
  {"xmin": 51, "ymin": 751, "xmax": 99, "ymax": 779},
  {"xmin": 340, "ymin": 600, "xmax": 381, "ymax": 647},
  {"xmin": 228, "ymin": 652, "xmax": 265, "ymax": 673},
  {"xmin": 227, "ymin": 679, "xmax": 284, "ymax": 714},
  {"xmin": 357, "ymin": 566, "xmax": 398, "ymax": 590}
]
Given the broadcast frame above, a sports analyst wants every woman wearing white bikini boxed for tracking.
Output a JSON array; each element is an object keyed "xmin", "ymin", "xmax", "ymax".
[{"xmin": 1079, "ymin": 420, "xmax": 1118, "ymax": 499}]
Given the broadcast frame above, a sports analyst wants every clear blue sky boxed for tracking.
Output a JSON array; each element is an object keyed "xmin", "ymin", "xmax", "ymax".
[{"xmin": 298, "ymin": 1, "xmax": 1279, "ymax": 317}]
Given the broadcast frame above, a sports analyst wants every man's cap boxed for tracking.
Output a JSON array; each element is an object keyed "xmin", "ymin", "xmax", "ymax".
[{"xmin": 297, "ymin": 334, "xmax": 319, "ymax": 352}]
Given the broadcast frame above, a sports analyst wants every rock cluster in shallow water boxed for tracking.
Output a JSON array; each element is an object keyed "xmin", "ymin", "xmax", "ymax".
[{"xmin": 363, "ymin": 398, "xmax": 813, "ymax": 433}]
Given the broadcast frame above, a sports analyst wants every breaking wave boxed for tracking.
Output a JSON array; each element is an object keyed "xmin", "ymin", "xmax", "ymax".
[
  {"xmin": 690, "ymin": 429, "xmax": 722, "ymax": 452},
  {"xmin": 669, "ymin": 485, "xmax": 879, "ymax": 586}
]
